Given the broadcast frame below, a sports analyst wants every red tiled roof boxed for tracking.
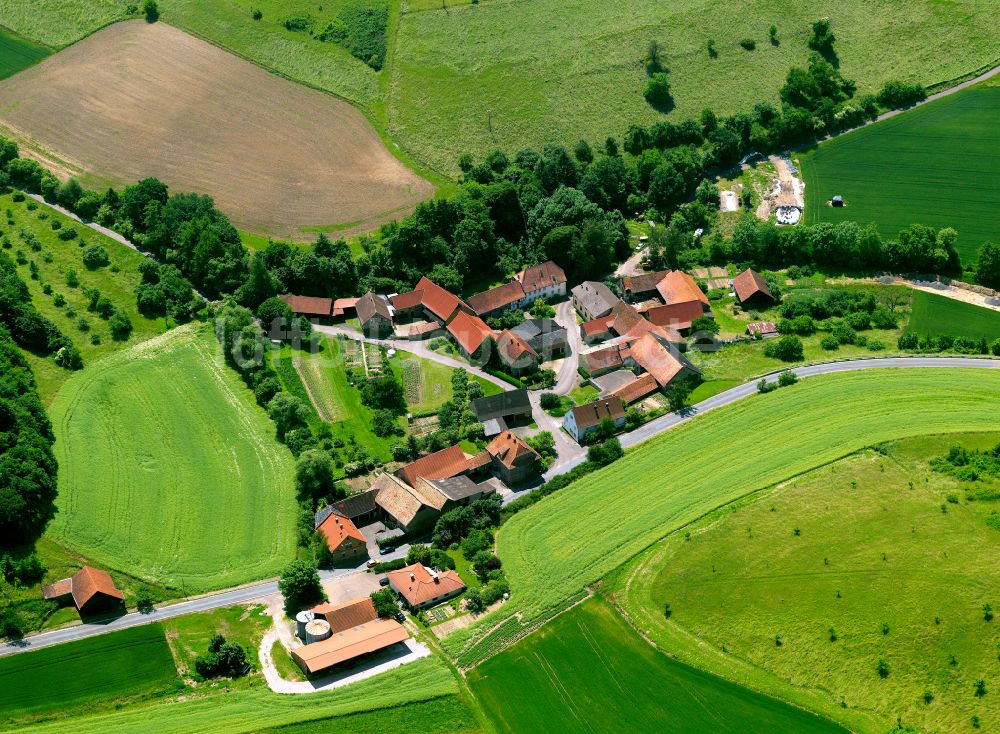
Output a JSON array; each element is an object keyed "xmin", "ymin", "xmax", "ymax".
[
  {"xmin": 71, "ymin": 566, "xmax": 124, "ymax": 609},
  {"xmin": 643, "ymin": 301, "xmax": 706, "ymax": 331},
  {"xmin": 41, "ymin": 578, "xmax": 72, "ymax": 600},
  {"xmin": 747, "ymin": 321, "xmax": 778, "ymax": 336},
  {"xmin": 390, "ymin": 289, "xmax": 424, "ymax": 311},
  {"xmin": 628, "ymin": 332, "xmax": 689, "ymax": 388},
  {"xmin": 621, "ymin": 270, "xmax": 670, "ymax": 296},
  {"xmin": 309, "ymin": 597, "xmax": 378, "ymax": 633},
  {"xmin": 733, "ymin": 268, "xmax": 774, "ymax": 303},
  {"xmin": 291, "ymin": 617, "xmax": 408, "ymax": 673},
  {"xmin": 497, "ymin": 330, "xmax": 538, "ymax": 365},
  {"xmin": 317, "ymin": 511, "xmax": 366, "ymax": 552},
  {"xmin": 570, "ymin": 396, "xmax": 626, "ymax": 430},
  {"xmin": 447, "ymin": 310, "xmax": 494, "ymax": 354},
  {"xmin": 609, "ymin": 373, "xmax": 659, "ymax": 404},
  {"xmin": 516, "ymin": 260, "xmax": 566, "ymax": 293},
  {"xmin": 397, "ymin": 444, "xmax": 473, "ymax": 489},
  {"xmin": 656, "ymin": 270, "xmax": 709, "ymax": 307},
  {"xmin": 467, "ymin": 281, "xmax": 526, "ymax": 315},
  {"xmin": 356, "ymin": 291, "xmax": 392, "ymax": 325},
  {"xmin": 332, "ymin": 298, "xmax": 358, "ymax": 317},
  {"xmin": 416, "ymin": 276, "xmax": 470, "ymax": 321},
  {"xmin": 584, "ymin": 344, "xmax": 627, "ymax": 373},
  {"xmin": 386, "ymin": 563, "xmax": 466, "ymax": 607},
  {"xmin": 487, "ymin": 431, "xmax": 540, "ymax": 470},
  {"xmin": 279, "ymin": 294, "xmax": 333, "ymax": 317},
  {"xmin": 582, "ymin": 315, "xmax": 615, "ymax": 338}
]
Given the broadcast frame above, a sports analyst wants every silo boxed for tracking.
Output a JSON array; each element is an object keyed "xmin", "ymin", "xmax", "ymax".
[
  {"xmin": 304, "ymin": 618, "xmax": 332, "ymax": 644},
  {"xmin": 295, "ymin": 611, "xmax": 314, "ymax": 639}
]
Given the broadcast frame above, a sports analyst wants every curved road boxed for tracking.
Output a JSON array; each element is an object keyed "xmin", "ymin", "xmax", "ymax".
[{"xmin": 4, "ymin": 356, "xmax": 997, "ymax": 657}]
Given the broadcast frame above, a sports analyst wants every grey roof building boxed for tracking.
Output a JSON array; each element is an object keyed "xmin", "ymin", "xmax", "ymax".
[
  {"xmin": 571, "ymin": 281, "xmax": 618, "ymax": 321},
  {"xmin": 471, "ymin": 389, "xmax": 532, "ymax": 423},
  {"xmin": 509, "ymin": 318, "xmax": 569, "ymax": 359}
]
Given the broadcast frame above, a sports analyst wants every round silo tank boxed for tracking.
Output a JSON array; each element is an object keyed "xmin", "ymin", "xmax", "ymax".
[
  {"xmin": 295, "ymin": 611, "xmax": 314, "ymax": 639},
  {"xmin": 304, "ymin": 619, "xmax": 331, "ymax": 644}
]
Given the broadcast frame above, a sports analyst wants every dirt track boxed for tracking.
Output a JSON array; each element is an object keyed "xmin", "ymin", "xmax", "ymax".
[{"xmin": 0, "ymin": 20, "xmax": 434, "ymax": 239}]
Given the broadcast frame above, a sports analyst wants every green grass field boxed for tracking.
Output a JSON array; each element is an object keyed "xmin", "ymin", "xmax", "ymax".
[
  {"xmin": 800, "ymin": 76, "xmax": 1000, "ymax": 264},
  {"xmin": 0, "ymin": 0, "xmax": 125, "ymax": 48},
  {"xmin": 0, "ymin": 27, "xmax": 48, "ymax": 78},
  {"xmin": 907, "ymin": 289, "xmax": 1000, "ymax": 340},
  {"xmin": 610, "ymin": 432, "xmax": 1000, "ymax": 733},
  {"xmin": 163, "ymin": 604, "xmax": 270, "ymax": 686},
  {"xmin": 46, "ymin": 323, "xmax": 298, "ymax": 593},
  {"xmin": 0, "ymin": 624, "xmax": 177, "ymax": 726},
  {"xmin": 0, "ymin": 192, "xmax": 165, "ymax": 401},
  {"xmin": 390, "ymin": 0, "xmax": 1000, "ymax": 173},
  {"xmin": 442, "ymin": 368, "xmax": 1000, "ymax": 663},
  {"xmin": 15, "ymin": 656, "xmax": 458, "ymax": 734},
  {"xmin": 258, "ymin": 696, "xmax": 482, "ymax": 734},
  {"xmin": 468, "ymin": 597, "xmax": 848, "ymax": 733}
]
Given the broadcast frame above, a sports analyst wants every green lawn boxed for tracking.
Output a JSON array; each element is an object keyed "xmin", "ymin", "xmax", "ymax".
[
  {"xmin": 568, "ymin": 383, "xmax": 599, "ymax": 405},
  {"xmin": 15, "ymin": 656, "xmax": 458, "ymax": 734},
  {"xmin": 0, "ymin": 0, "xmax": 126, "ymax": 47},
  {"xmin": 907, "ymin": 289, "xmax": 1000, "ymax": 340},
  {"xmin": 269, "ymin": 638, "xmax": 307, "ymax": 683},
  {"xmin": 442, "ymin": 368, "xmax": 1000, "ymax": 664},
  {"xmin": 0, "ymin": 624, "xmax": 177, "ymax": 727},
  {"xmin": 445, "ymin": 548, "xmax": 481, "ymax": 589},
  {"xmin": 163, "ymin": 604, "xmax": 270, "ymax": 686},
  {"xmin": 257, "ymin": 696, "xmax": 482, "ymax": 733},
  {"xmin": 390, "ymin": 0, "xmax": 1000, "ymax": 173},
  {"xmin": 468, "ymin": 597, "xmax": 848, "ymax": 734},
  {"xmin": 688, "ymin": 379, "xmax": 741, "ymax": 404},
  {"xmin": 0, "ymin": 27, "xmax": 48, "ymax": 78},
  {"xmin": 610, "ymin": 432, "xmax": 1000, "ymax": 733},
  {"xmin": 800, "ymin": 76, "xmax": 1000, "ymax": 264},
  {"xmin": 1, "ymin": 192, "xmax": 166, "ymax": 401},
  {"xmin": 47, "ymin": 323, "xmax": 298, "ymax": 593}
]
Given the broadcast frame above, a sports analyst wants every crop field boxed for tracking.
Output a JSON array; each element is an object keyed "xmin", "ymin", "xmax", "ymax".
[
  {"xmin": 442, "ymin": 368, "xmax": 1000, "ymax": 661},
  {"xmin": 257, "ymin": 695, "xmax": 482, "ymax": 733},
  {"xmin": 15, "ymin": 656, "xmax": 458, "ymax": 734},
  {"xmin": 390, "ymin": 0, "xmax": 1000, "ymax": 173},
  {"xmin": 610, "ymin": 433, "xmax": 1000, "ymax": 733},
  {"xmin": 0, "ymin": 27, "xmax": 48, "ymax": 79},
  {"xmin": 46, "ymin": 323, "xmax": 297, "ymax": 593},
  {"xmin": 0, "ymin": 624, "xmax": 177, "ymax": 726},
  {"xmin": 468, "ymin": 597, "xmax": 848, "ymax": 733},
  {"xmin": 0, "ymin": 20, "xmax": 433, "ymax": 239},
  {"xmin": 907, "ymin": 290, "xmax": 1000, "ymax": 340},
  {"xmin": 0, "ymin": 191, "xmax": 164, "ymax": 401},
  {"xmin": 800, "ymin": 76, "xmax": 1000, "ymax": 263}
]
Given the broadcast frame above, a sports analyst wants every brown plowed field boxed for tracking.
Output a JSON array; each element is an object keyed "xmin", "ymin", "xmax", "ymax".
[{"xmin": 0, "ymin": 20, "xmax": 433, "ymax": 238}]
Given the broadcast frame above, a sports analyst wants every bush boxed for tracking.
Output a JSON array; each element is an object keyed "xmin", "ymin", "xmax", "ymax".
[
  {"xmin": 372, "ymin": 408, "xmax": 403, "ymax": 437},
  {"xmin": 756, "ymin": 378, "xmax": 777, "ymax": 394},
  {"xmin": 876, "ymin": 658, "xmax": 890, "ymax": 678},
  {"xmin": 739, "ymin": 38, "xmax": 756, "ymax": 51},
  {"xmin": 539, "ymin": 392, "xmax": 561, "ymax": 410},
  {"xmin": 135, "ymin": 588, "xmax": 154, "ymax": 614},
  {"xmin": 370, "ymin": 588, "xmax": 397, "ymax": 617},
  {"xmin": 587, "ymin": 437, "xmax": 623, "ymax": 466},
  {"xmin": 54, "ymin": 344, "xmax": 83, "ymax": 370},
  {"xmin": 194, "ymin": 636, "xmax": 248, "ymax": 678},
  {"xmin": 143, "ymin": 0, "xmax": 159, "ymax": 22},
  {"xmin": 867, "ymin": 339, "xmax": 885, "ymax": 352},
  {"xmin": 81, "ymin": 244, "xmax": 110, "ymax": 269},
  {"xmin": 831, "ymin": 323, "xmax": 856, "ymax": 344},
  {"xmin": 65, "ymin": 269, "xmax": 79, "ymax": 288},
  {"xmin": 108, "ymin": 312, "xmax": 133, "ymax": 341},
  {"xmin": 820, "ymin": 334, "xmax": 840, "ymax": 350},
  {"xmin": 777, "ymin": 370, "xmax": 798, "ymax": 387},
  {"xmin": 763, "ymin": 335, "xmax": 804, "ymax": 362},
  {"xmin": 57, "ymin": 228, "xmax": 78, "ymax": 241},
  {"xmin": 877, "ymin": 80, "xmax": 926, "ymax": 109}
]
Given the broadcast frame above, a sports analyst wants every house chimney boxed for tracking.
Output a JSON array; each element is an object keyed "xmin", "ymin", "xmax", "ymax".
[{"xmin": 410, "ymin": 573, "xmax": 415, "ymax": 581}]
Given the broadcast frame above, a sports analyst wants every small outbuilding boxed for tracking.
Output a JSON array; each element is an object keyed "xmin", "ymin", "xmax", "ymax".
[
  {"xmin": 42, "ymin": 566, "xmax": 125, "ymax": 616},
  {"xmin": 832, "ymin": 195, "xmax": 844, "ymax": 207}
]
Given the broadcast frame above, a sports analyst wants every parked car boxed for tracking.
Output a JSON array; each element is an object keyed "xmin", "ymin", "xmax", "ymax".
[
  {"xmin": 379, "ymin": 545, "xmax": 395, "ymax": 555},
  {"xmin": 379, "ymin": 576, "xmax": 390, "ymax": 587},
  {"xmin": 394, "ymin": 612, "xmax": 405, "ymax": 623},
  {"xmin": 366, "ymin": 559, "xmax": 377, "ymax": 568}
]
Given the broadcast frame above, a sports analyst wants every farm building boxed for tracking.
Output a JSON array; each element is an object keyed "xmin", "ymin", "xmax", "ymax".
[
  {"xmin": 642, "ymin": 300, "xmax": 707, "ymax": 333},
  {"xmin": 608, "ymin": 373, "xmax": 659, "ymax": 405},
  {"xmin": 581, "ymin": 343, "xmax": 634, "ymax": 377},
  {"xmin": 467, "ymin": 281, "xmax": 527, "ymax": 317},
  {"xmin": 387, "ymin": 563, "xmax": 466, "ymax": 611},
  {"xmin": 42, "ymin": 566, "xmax": 124, "ymax": 616},
  {"xmin": 487, "ymin": 430, "xmax": 542, "ymax": 485},
  {"xmin": 316, "ymin": 510, "xmax": 369, "ymax": 565},
  {"xmin": 509, "ymin": 319, "xmax": 569, "ymax": 359},
  {"xmin": 496, "ymin": 330, "xmax": 539, "ymax": 375},
  {"xmin": 397, "ymin": 444, "xmax": 488, "ymax": 489},
  {"xmin": 732, "ymin": 269, "xmax": 774, "ymax": 307},
  {"xmin": 446, "ymin": 310, "xmax": 495, "ymax": 360},
  {"xmin": 355, "ymin": 291, "xmax": 393, "ymax": 337},
  {"xmin": 326, "ymin": 489, "xmax": 380, "ymax": 527},
  {"xmin": 581, "ymin": 300, "xmax": 682, "ymax": 346},
  {"xmin": 391, "ymin": 276, "xmax": 472, "ymax": 324},
  {"xmin": 620, "ymin": 270, "xmax": 671, "ymax": 303},
  {"xmin": 628, "ymin": 332, "xmax": 699, "ymax": 389},
  {"xmin": 564, "ymin": 396, "xmax": 626, "ymax": 442},
  {"xmin": 572, "ymin": 281, "xmax": 618, "ymax": 321},
  {"xmin": 747, "ymin": 321, "xmax": 779, "ymax": 338},
  {"xmin": 471, "ymin": 389, "xmax": 532, "ymax": 425},
  {"xmin": 291, "ymin": 597, "xmax": 409, "ymax": 675},
  {"xmin": 581, "ymin": 314, "xmax": 615, "ymax": 343},
  {"xmin": 278, "ymin": 294, "xmax": 334, "ymax": 319},
  {"xmin": 656, "ymin": 271, "xmax": 711, "ymax": 314},
  {"xmin": 514, "ymin": 261, "xmax": 567, "ymax": 303},
  {"xmin": 369, "ymin": 472, "xmax": 440, "ymax": 534}
]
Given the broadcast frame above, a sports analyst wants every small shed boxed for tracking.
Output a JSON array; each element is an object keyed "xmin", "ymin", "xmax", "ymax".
[{"xmin": 832, "ymin": 195, "xmax": 844, "ymax": 207}]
